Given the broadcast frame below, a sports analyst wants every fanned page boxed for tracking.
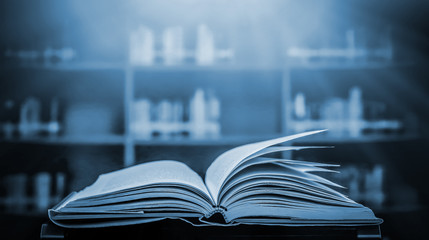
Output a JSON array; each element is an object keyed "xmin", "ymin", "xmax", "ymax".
[
  {"xmin": 203, "ymin": 132, "xmax": 381, "ymax": 225},
  {"xmin": 220, "ymin": 157, "xmax": 381, "ymax": 224},
  {"xmin": 205, "ymin": 130, "xmax": 327, "ymax": 204}
]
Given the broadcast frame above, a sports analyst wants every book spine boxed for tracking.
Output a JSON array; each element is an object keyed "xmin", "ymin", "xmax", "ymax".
[{"xmin": 204, "ymin": 206, "xmax": 229, "ymax": 223}]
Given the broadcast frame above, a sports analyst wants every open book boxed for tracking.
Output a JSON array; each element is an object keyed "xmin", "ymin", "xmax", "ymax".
[{"xmin": 49, "ymin": 130, "xmax": 382, "ymax": 228}]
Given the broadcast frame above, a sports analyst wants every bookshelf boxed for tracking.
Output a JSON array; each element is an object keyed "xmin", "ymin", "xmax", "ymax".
[
  {"xmin": 281, "ymin": 61, "xmax": 420, "ymax": 142},
  {"xmin": 0, "ymin": 63, "xmax": 285, "ymax": 167},
  {"xmin": 0, "ymin": 61, "xmax": 420, "ymax": 167}
]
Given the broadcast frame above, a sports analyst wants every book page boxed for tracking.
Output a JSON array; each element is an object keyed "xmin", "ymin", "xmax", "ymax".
[
  {"xmin": 64, "ymin": 186, "xmax": 214, "ymax": 215},
  {"xmin": 243, "ymin": 146, "xmax": 334, "ymax": 163},
  {"xmin": 65, "ymin": 160, "xmax": 214, "ymax": 207},
  {"xmin": 225, "ymin": 157, "xmax": 338, "ymax": 184},
  {"xmin": 219, "ymin": 177, "xmax": 353, "ymax": 207},
  {"xmin": 225, "ymin": 204, "xmax": 380, "ymax": 224},
  {"xmin": 205, "ymin": 130, "xmax": 326, "ymax": 204},
  {"xmin": 220, "ymin": 163, "xmax": 344, "ymax": 199}
]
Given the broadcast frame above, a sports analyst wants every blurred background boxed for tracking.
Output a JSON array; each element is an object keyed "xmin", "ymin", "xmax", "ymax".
[{"xmin": 0, "ymin": 0, "xmax": 428, "ymax": 239}]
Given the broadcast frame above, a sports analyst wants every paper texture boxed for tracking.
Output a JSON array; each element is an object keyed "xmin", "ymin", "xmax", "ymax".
[
  {"xmin": 205, "ymin": 130, "xmax": 327, "ymax": 203},
  {"xmin": 68, "ymin": 160, "xmax": 212, "ymax": 204}
]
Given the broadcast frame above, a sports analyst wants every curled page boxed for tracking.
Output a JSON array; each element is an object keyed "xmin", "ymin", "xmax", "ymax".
[{"xmin": 205, "ymin": 130, "xmax": 327, "ymax": 204}]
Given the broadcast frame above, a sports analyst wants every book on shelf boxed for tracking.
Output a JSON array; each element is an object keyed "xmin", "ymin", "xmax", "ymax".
[{"xmin": 48, "ymin": 130, "xmax": 382, "ymax": 228}]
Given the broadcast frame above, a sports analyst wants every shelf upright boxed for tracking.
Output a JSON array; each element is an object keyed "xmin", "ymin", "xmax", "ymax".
[
  {"xmin": 124, "ymin": 65, "xmax": 135, "ymax": 167},
  {"xmin": 281, "ymin": 65, "xmax": 292, "ymax": 135},
  {"xmin": 281, "ymin": 65, "xmax": 293, "ymax": 159}
]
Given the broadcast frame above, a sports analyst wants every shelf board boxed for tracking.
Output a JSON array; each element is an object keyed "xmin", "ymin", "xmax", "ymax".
[
  {"xmin": 0, "ymin": 135, "xmax": 125, "ymax": 146},
  {"xmin": 0, "ymin": 62, "xmax": 284, "ymax": 72},
  {"xmin": 1, "ymin": 61, "xmax": 415, "ymax": 72},
  {"xmin": 133, "ymin": 134, "xmax": 284, "ymax": 146},
  {"xmin": 132, "ymin": 64, "xmax": 283, "ymax": 72},
  {"xmin": 292, "ymin": 134, "xmax": 420, "ymax": 144},
  {"xmin": 0, "ymin": 135, "xmax": 280, "ymax": 146},
  {"xmin": 287, "ymin": 61, "xmax": 414, "ymax": 70},
  {"xmin": 0, "ymin": 62, "xmax": 127, "ymax": 71},
  {"xmin": 0, "ymin": 134, "xmax": 419, "ymax": 146}
]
